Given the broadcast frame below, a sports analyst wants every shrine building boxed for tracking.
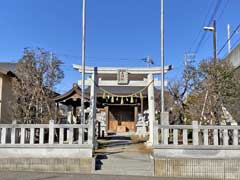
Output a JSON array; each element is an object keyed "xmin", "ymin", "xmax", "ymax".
[{"xmin": 73, "ymin": 65, "xmax": 171, "ymax": 145}]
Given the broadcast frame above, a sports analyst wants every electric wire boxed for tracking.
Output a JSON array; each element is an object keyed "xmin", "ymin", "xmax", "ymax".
[
  {"xmin": 194, "ymin": 0, "xmax": 222, "ymax": 54},
  {"xmin": 217, "ymin": 24, "xmax": 240, "ymax": 55}
]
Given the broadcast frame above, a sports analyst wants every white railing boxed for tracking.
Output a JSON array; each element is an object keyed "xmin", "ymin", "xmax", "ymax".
[
  {"xmin": 155, "ymin": 121, "xmax": 240, "ymax": 148},
  {"xmin": 0, "ymin": 120, "xmax": 91, "ymax": 146}
]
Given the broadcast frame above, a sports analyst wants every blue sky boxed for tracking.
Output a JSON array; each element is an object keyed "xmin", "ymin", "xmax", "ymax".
[{"xmin": 0, "ymin": 0, "xmax": 239, "ymax": 93}]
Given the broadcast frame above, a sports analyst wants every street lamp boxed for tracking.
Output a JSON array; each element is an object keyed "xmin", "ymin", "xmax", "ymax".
[{"xmin": 203, "ymin": 20, "xmax": 217, "ymax": 62}]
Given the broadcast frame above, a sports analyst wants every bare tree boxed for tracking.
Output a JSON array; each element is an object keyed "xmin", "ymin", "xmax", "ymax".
[
  {"xmin": 167, "ymin": 61, "xmax": 198, "ymax": 124},
  {"xmin": 187, "ymin": 59, "xmax": 240, "ymax": 125},
  {"xmin": 11, "ymin": 48, "xmax": 64, "ymax": 124}
]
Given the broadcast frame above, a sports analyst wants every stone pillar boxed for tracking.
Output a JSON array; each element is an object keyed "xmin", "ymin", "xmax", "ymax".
[
  {"xmin": 134, "ymin": 106, "xmax": 138, "ymax": 132},
  {"xmin": 147, "ymin": 73, "xmax": 155, "ymax": 146},
  {"xmin": 49, "ymin": 120, "xmax": 54, "ymax": 145},
  {"xmin": 67, "ymin": 106, "xmax": 72, "ymax": 124},
  {"xmin": 104, "ymin": 106, "xmax": 109, "ymax": 131},
  {"xmin": 192, "ymin": 121, "xmax": 199, "ymax": 145},
  {"xmin": 88, "ymin": 67, "xmax": 97, "ymax": 145},
  {"xmin": 72, "ymin": 106, "xmax": 77, "ymax": 124}
]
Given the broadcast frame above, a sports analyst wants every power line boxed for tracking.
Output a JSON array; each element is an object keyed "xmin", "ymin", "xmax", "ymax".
[
  {"xmin": 216, "ymin": 0, "xmax": 230, "ymax": 21},
  {"xmin": 217, "ymin": 24, "xmax": 240, "ymax": 55},
  {"xmin": 191, "ymin": 0, "xmax": 223, "ymax": 54},
  {"xmin": 189, "ymin": 0, "xmax": 215, "ymax": 52},
  {"xmin": 59, "ymin": 53, "xmax": 147, "ymax": 62},
  {"xmin": 229, "ymin": 37, "xmax": 240, "ymax": 52}
]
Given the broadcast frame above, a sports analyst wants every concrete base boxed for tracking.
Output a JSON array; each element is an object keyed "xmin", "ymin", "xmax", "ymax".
[
  {"xmin": 0, "ymin": 145, "xmax": 93, "ymax": 158},
  {"xmin": 0, "ymin": 145, "xmax": 95, "ymax": 173},
  {"xmin": 154, "ymin": 158, "xmax": 240, "ymax": 180},
  {"xmin": 0, "ymin": 158, "xmax": 94, "ymax": 173},
  {"xmin": 154, "ymin": 148, "xmax": 240, "ymax": 180}
]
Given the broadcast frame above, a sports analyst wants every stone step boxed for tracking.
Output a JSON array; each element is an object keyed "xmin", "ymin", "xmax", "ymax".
[
  {"xmin": 94, "ymin": 170, "xmax": 153, "ymax": 176},
  {"xmin": 99, "ymin": 164, "xmax": 153, "ymax": 169}
]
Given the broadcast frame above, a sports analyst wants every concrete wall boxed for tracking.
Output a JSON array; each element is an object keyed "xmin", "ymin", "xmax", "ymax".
[
  {"xmin": 154, "ymin": 148, "xmax": 240, "ymax": 180},
  {"xmin": 155, "ymin": 159, "xmax": 240, "ymax": 180},
  {"xmin": 225, "ymin": 43, "xmax": 240, "ymax": 68},
  {"xmin": 0, "ymin": 158, "xmax": 94, "ymax": 173}
]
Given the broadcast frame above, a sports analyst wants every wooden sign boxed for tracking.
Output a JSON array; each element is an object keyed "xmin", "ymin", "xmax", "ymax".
[{"xmin": 117, "ymin": 69, "xmax": 128, "ymax": 84}]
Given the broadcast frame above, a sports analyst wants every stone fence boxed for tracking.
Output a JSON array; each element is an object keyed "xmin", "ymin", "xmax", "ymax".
[
  {"xmin": 155, "ymin": 121, "xmax": 240, "ymax": 147},
  {"xmin": 153, "ymin": 121, "xmax": 240, "ymax": 179},
  {"xmin": 0, "ymin": 120, "xmax": 94, "ymax": 173}
]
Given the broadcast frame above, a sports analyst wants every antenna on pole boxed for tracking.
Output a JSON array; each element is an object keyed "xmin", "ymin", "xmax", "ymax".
[
  {"xmin": 184, "ymin": 53, "xmax": 195, "ymax": 66},
  {"xmin": 142, "ymin": 56, "xmax": 154, "ymax": 67},
  {"xmin": 227, "ymin": 24, "xmax": 231, "ymax": 53}
]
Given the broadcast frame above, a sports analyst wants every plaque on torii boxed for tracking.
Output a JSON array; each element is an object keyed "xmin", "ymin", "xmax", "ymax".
[{"xmin": 117, "ymin": 69, "xmax": 128, "ymax": 85}]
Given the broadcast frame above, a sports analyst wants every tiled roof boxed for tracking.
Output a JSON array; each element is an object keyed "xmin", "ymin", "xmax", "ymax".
[{"xmin": 0, "ymin": 62, "xmax": 17, "ymax": 76}]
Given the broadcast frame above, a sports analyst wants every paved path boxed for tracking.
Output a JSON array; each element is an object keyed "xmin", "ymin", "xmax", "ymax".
[
  {"xmin": 94, "ymin": 136, "xmax": 154, "ymax": 176},
  {"xmin": 0, "ymin": 171, "xmax": 207, "ymax": 180}
]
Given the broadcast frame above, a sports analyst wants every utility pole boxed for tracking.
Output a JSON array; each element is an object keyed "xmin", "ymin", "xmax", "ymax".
[
  {"xmin": 81, "ymin": 0, "xmax": 86, "ymax": 124},
  {"xmin": 204, "ymin": 20, "xmax": 217, "ymax": 62},
  {"xmin": 160, "ymin": 0, "xmax": 165, "ymax": 113},
  {"xmin": 213, "ymin": 20, "xmax": 217, "ymax": 62},
  {"xmin": 227, "ymin": 24, "xmax": 231, "ymax": 53}
]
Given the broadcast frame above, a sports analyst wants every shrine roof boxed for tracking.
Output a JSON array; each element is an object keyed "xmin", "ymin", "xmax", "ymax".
[{"xmin": 53, "ymin": 83, "xmax": 90, "ymax": 104}]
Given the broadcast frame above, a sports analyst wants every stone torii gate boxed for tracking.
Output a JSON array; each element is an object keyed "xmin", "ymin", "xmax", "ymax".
[{"xmin": 73, "ymin": 65, "xmax": 171, "ymax": 146}]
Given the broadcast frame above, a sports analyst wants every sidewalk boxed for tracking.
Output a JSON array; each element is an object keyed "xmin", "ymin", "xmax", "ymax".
[{"xmin": 0, "ymin": 171, "xmax": 207, "ymax": 180}]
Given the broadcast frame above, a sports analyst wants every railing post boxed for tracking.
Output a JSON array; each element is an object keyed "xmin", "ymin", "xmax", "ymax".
[
  {"xmin": 204, "ymin": 129, "xmax": 209, "ymax": 146},
  {"xmin": 173, "ymin": 129, "xmax": 178, "ymax": 145},
  {"xmin": 20, "ymin": 128, "xmax": 25, "ymax": 144},
  {"xmin": 163, "ymin": 128, "xmax": 169, "ymax": 145},
  {"xmin": 78, "ymin": 127, "xmax": 84, "ymax": 144},
  {"xmin": 183, "ymin": 129, "xmax": 188, "ymax": 145},
  {"xmin": 223, "ymin": 129, "xmax": 229, "ymax": 146},
  {"xmin": 39, "ymin": 128, "xmax": 44, "ymax": 144},
  {"xmin": 1, "ymin": 128, "xmax": 6, "ymax": 144},
  {"xmin": 68, "ymin": 128, "xmax": 73, "ymax": 144},
  {"xmin": 153, "ymin": 120, "xmax": 159, "ymax": 145},
  {"xmin": 161, "ymin": 112, "xmax": 169, "ymax": 145},
  {"xmin": 11, "ymin": 120, "xmax": 16, "ymax": 144},
  {"xmin": 192, "ymin": 121, "xmax": 199, "ymax": 145},
  {"xmin": 233, "ymin": 129, "xmax": 238, "ymax": 146},
  {"xmin": 30, "ymin": 128, "xmax": 34, "ymax": 145},
  {"xmin": 49, "ymin": 120, "xmax": 54, "ymax": 144},
  {"xmin": 59, "ymin": 128, "xmax": 64, "ymax": 144},
  {"xmin": 214, "ymin": 129, "xmax": 219, "ymax": 145}
]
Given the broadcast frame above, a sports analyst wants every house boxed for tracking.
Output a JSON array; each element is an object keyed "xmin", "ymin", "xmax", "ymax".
[{"xmin": 0, "ymin": 62, "xmax": 16, "ymax": 123}]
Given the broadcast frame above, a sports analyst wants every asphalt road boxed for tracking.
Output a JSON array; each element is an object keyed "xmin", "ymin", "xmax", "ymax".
[{"xmin": 0, "ymin": 171, "xmax": 209, "ymax": 180}]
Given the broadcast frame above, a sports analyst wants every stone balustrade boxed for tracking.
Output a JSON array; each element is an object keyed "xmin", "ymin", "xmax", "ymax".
[
  {"xmin": 0, "ymin": 120, "xmax": 91, "ymax": 146},
  {"xmin": 154, "ymin": 121, "xmax": 240, "ymax": 179},
  {"xmin": 0, "ymin": 120, "xmax": 94, "ymax": 160},
  {"xmin": 155, "ymin": 121, "xmax": 240, "ymax": 147}
]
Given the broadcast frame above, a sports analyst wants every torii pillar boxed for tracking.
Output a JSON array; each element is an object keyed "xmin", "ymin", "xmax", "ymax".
[
  {"xmin": 88, "ymin": 67, "xmax": 97, "ymax": 146},
  {"xmin": 147, "ymin": 73, "xmax": 155, "ymax": 146}
]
